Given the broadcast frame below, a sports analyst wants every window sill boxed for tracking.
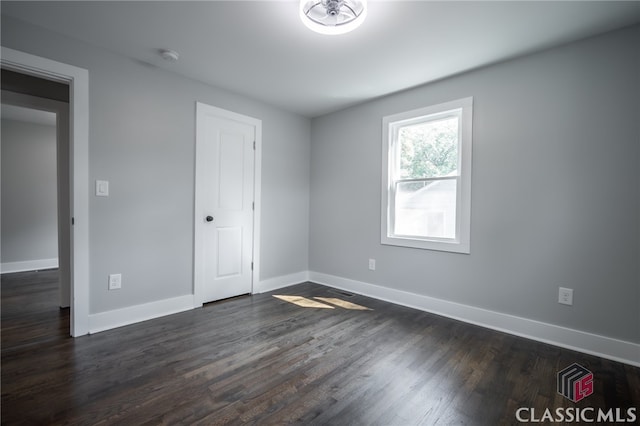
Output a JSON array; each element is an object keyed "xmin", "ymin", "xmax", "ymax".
[{"xmin": 381, "ymin": 235, "xmax": 470, "ymax": 254}]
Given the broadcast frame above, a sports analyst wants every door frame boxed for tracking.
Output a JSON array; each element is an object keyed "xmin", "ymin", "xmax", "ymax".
[
  {"xmin": 1, "ymin": 47, "xmax": 90, "ymax": 336},
  {"xmin": 193, "ymin": 102, "xmax": 262, "ymax": 306}
]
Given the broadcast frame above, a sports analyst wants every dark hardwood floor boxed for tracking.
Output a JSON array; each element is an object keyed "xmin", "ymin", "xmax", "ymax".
[{"xmin": 2, "ymin": 270, "xmax": 638, "ymax": 425}]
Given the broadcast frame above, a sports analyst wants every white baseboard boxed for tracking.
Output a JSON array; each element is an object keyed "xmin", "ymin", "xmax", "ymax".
[
  {"xmin": 308, "ymin": 271, "xmax": 640, "ymax": 367},
  {"xmin": 82, "ymin": 269, "xmax": 640, "ymax": 366},
  {"xmin": 1, "ymin": 258, "xmax": 59, "ymax": 274},
  {"xmin": 88, "ymin": 269, "xmax": 311, "ymax": 335},
  {"xmin": 255, "ymin": 271, "xmax": 310, "ymax": 294},
  {"xmin": 88, "ymin": 294, "xmax": 196, "ymax": 334}
]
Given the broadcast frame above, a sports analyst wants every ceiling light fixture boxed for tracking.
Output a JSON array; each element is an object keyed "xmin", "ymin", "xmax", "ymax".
[{"xmin": 300, "ymin": 0, "xmax": 368, "ymax": 35}]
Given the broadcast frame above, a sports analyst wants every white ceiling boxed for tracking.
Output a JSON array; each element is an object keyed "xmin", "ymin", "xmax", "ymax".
[{"xmin": 2, "ymin": 1, "xmax": 639, "ymax": 117}]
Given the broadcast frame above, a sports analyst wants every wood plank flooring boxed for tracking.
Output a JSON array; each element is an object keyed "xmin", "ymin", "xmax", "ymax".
[{"xmin": 2, "ymin": 270, "xmax": 639, "ymax": 425}]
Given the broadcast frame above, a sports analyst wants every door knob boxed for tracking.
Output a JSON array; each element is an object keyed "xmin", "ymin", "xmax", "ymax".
[{"xmin": 205, "ymin": 216, "xmax": 214, "ymax": 222}]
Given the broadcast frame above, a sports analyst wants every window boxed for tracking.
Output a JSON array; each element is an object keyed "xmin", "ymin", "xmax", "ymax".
[{"xmin": 381, "ymin": 97, "xmax": 472, "ymax": 253}]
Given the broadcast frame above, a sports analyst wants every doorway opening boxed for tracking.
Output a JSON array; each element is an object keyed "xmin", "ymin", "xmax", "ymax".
[
  {"xmin": 1, "ymin": 70, "xmax": 71, "ymax": 336},
  {"xmin": 1, "ymin": 47, "xmax": 90, "ymax": 336}
]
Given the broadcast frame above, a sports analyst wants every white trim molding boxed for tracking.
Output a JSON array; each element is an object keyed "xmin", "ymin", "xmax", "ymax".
[
  {"xmin": 80, "ymin": 268, "xmax": 640, "ymax": 366},
  {"xmin": 255, "ymin": 271, "xmax": 310, "ymax": 294},
  {"xmin": 89, "ymin": 269, "xmax": 310, "ymax": 334},
  {"xmin": 382, "ymin": 97, "xmax": 473, "ymax": 254},
  {"xmin": 1, "ymin": 47, "xmax": 90, "ymax": 337},
  {"xmin": 308, "ymin": 271, "xmax": 640, "ymax": 367},
  {"xmin": 1, "ymin": 259, "xmax": 59, "ymax": 274},
  {"xmin": 88, "ymin": 295, "xmax": 196, "ymax": 334}
]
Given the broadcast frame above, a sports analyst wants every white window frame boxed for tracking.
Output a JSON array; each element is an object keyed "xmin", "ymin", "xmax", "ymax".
[{"xmin": 381, "ymin": 97, "xmax": 473, "ymax": 254}]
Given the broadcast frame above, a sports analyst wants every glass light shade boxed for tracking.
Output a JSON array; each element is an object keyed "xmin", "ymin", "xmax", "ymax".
[{"xmin": 299, "ymin": 0, "xmax": 368, "ymax": 35}]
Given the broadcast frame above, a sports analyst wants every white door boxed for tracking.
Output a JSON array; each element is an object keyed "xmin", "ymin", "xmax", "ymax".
[{"xmin": 195, "ymin": 103, "xmax": 256, "ymax": 303}]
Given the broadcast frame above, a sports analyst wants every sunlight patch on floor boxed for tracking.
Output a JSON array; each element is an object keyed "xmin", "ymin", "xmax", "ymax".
[
  {"xmin": 313, "ymin": 297, "xmax": 371, "ymax": 311},
  {"xmin": 273, "ymin": 295, "xmax": 334, "ymax": 309},
  {"xmin": 273, "ymin": 295, "xmax": 372, "ymax": 310}
]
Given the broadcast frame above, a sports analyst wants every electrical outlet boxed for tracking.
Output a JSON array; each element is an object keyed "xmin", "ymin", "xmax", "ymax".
[
  {"xmin": 558, "ymin": 287, "xmax": 573, "ymax": 306},
  {"xmin": 108, "ymin": 274, "xmax": 122, "ymax": 290},
  {"xmin": 368, "ymin": 259, "xmax": 376, "ymax": 271}
]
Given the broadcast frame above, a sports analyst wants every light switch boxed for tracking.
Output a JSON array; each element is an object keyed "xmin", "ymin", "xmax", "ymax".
[{"xmin": 96, "ymin": 180, "xmax": 109, "ymax": 197}]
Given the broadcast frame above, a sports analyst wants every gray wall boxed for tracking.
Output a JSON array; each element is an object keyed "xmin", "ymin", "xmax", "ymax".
[
  {"xmin": 1, "ymin": 119, "xmax": 59, "ymax": 264},
  {"xmin": 309, "ymin": 25, "xmax": 640, "ymax": 343},
  {"xmin": 2, "ymin": 16, "xmax": 311, "ymax": 314}
]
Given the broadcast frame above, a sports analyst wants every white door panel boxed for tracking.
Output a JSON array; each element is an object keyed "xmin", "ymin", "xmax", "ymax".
[
  {"xmin": 215, "ymin": 227, "xmax": 242, "ymax": 278},
  {"xmin": 218, "ymin": 132, "xmax": 245, "ymax": 210}
]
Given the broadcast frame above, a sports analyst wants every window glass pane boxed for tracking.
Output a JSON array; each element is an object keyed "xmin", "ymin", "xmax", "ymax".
[
  {"xmin": 394, "ymin": 179, "xmax": 457, "ymax": 239},
  {"xmin": 398, "ymin": 116, "xmax": 459, "ymax": 179}
]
